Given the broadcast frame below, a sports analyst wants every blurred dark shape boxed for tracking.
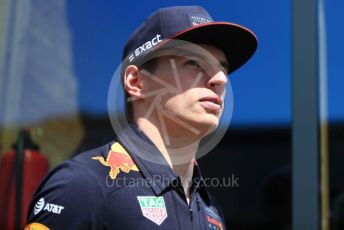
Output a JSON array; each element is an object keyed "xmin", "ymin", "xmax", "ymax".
[{"xmin": 261, "ymin": 164, "xmax": 291, "ymax": 230}]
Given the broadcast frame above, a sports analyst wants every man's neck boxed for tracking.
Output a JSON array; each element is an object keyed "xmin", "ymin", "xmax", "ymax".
[{"xmin": 136, "ymin": 118, "xmax": 200, "ymax": 203}]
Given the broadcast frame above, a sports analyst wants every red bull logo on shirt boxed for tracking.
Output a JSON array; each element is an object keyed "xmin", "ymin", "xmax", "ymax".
[
  {"xmin": 205, "ymin": 207, "xmax": 224, "ymax": 230},
  {"xmin": 207, "ymin": 215, "xmax": 223, "ymax": 230},
  {"xmin": 24, "ymin": 222, "xmax": 50, "ymax": 230},
  {"xmin": 92, "ymin": 142, "xmax": 139, "ymax": 179}
]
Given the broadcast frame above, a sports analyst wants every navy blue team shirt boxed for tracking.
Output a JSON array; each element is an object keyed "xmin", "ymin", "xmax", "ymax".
[{"xmin": 26, "ymin": 124, "xmax": 226, "ymax": 230}]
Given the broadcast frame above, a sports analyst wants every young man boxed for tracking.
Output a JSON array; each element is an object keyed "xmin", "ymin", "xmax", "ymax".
[{"xmin": 26, "ymin": 6, "xmax": 257, "ymax": 230}]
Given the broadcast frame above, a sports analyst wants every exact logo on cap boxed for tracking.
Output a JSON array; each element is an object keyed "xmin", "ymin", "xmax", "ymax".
[
  {"xmin": 34, "ymin": 197, "xmax": 64, "ymax": 215},
  {"xmin": 128, "ymin": 34, "xmax": 163, "ymax": 62}
]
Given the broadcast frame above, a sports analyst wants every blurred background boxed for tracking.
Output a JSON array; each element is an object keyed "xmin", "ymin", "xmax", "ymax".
[{"xmin": 0, "ymin": 0, "xmax": 343, "ymax": 229}]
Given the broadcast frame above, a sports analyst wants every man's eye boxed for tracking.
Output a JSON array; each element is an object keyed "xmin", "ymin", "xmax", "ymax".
[{"xmin": 184, "ymin": 60, "xmax": 201, "ymax": 68}]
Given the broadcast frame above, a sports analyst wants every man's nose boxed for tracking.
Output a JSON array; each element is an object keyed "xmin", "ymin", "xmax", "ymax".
[{"xmin": 207, "ymin": 70, "xmax": 227, "ymax": 88}]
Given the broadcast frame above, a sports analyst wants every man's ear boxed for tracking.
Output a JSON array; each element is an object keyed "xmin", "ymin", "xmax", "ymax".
[{"xmin": 124, "ymin": 65, "xmax": 144, "ymax": 98}]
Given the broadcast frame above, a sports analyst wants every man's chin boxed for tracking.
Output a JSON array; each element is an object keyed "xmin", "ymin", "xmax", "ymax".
[
  {"xmin": 163, "ymin": 112, "xmax": 220, "ymax": 138},
  {"xmin": 191, "ymin": 115, "xmax": 220, "ymax": 137},
  {"xmin": 203, "ymin": 120, "xmax": 219, "ymax": 136}
]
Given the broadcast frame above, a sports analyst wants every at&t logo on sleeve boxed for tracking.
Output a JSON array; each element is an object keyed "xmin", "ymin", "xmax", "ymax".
[{"xmin": 34, "ymin": 197, "xmax": 64, "ymax": 215}]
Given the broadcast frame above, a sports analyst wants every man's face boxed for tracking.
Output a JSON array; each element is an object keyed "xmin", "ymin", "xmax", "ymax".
[{"xmin": 140, "ymin": 43, "xmax": 229, "ymax": 136}]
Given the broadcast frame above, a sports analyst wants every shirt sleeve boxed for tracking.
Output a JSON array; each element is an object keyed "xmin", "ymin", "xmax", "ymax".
[{"xmin": 26, "ymin": 160, "xmax": 105, "ymax": 230}]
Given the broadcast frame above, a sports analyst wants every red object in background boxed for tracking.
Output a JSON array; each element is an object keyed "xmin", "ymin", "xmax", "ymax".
[{"xmin": 0, "ymin": 148, "xmax": 49, "ymax": 229}]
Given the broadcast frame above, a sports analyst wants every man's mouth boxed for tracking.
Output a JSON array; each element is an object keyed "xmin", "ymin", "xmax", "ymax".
[{"xmin": 199, "ymin": 96, "xmax": 222, "ymax": 111}]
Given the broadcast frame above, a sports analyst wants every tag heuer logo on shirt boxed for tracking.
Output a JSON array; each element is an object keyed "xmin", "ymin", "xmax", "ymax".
[{"xmin": 137, "ymin": 196, "xmax": 168, "ymax": 225}]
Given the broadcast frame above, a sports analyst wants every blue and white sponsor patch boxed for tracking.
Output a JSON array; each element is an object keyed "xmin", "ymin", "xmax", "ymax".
[
  {"xmin": 188, "ymin": 14, "xmax": 213, "ymax": 26},
  {"xmin": 34, "ymin": 197, "xmax": 64, "ymax": 215}
]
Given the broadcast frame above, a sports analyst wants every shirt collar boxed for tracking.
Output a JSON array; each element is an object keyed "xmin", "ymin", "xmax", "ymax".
[
  {"xmin": 191, "ymin": 159, "xmax": 211, "ymax": 204},
  {"xmin": 116, "ymin": 123, "xmax": 211, "ymax": 203},
  {"xmin": 116, "ymin": 123, "xmax": 178, "ymax": 195}
]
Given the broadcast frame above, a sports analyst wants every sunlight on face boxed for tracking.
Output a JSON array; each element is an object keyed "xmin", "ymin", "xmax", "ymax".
[{"xmin": 140, "ymin": 43, "xmax": 229, "ymax": 137}]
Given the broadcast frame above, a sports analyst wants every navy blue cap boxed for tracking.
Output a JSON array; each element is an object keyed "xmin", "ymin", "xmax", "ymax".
[{"xmin": 122, "ymin": 6, "xmax": 257, "ymax": 74}]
